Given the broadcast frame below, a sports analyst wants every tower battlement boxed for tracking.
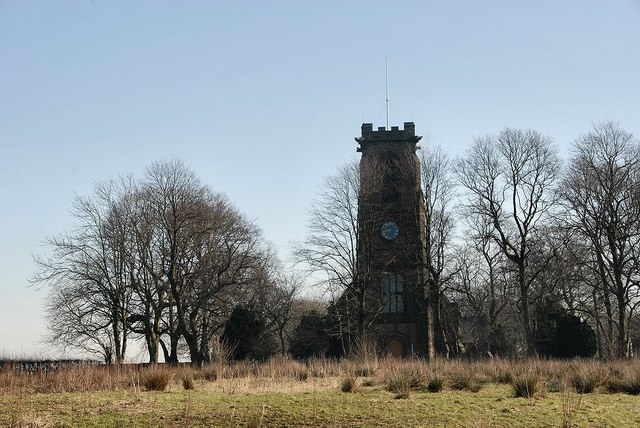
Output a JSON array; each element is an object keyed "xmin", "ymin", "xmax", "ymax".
[{"xmin": 355, "ymin": 122, "xmax": 421, "ymax": 151}]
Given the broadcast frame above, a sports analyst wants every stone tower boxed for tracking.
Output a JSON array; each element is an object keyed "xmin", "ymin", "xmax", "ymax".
[{"xmin": 355, "ymin": 122, "xmax": 429, "ymax": 357}]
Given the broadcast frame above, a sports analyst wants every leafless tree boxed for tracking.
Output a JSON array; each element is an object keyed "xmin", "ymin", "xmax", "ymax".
[
  {"xmin": 124, "ymin": 186, "xmax": 173, "ymax": 364},
  {"xmin": 33, "ymin": 178, "xmax": 136, "ymax": 363},
  {"xmin": 295, "ymin": 161, "xmax": 386, "ymax": 349},
  {"xmin": 559, "ymin": 122, "xmax": 640, "ymax": 358},
  {"xmin": 420, "ymin": 146, "xmax": 459, "ymax": 357},
  {"xmin": 449, "ymin": 212, "xmax": 517, "ymax": 354},
  {"xmin": 261, "ymin": 271, "xmax": 303, "ymax": 356},
  {"xmin": 35, "ymin": 160, "xmax": 276, "ymax": 365},
  {"xmin": 454, "ymin": 129, "xmax": 561, "ymax": 355},
  {"xmin": 143, "ymin": 159, "xmax": 272, "ymax": 365}
]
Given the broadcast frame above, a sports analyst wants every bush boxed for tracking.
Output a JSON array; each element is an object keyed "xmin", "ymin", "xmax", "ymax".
[
  {"xmin": 450, "ymin": 367, "xmax": 482, "ymax": 392},
  {"xmin": 486, "ymin": 359, "xmax": 513, "ymax": 384},
  {"xmin": 606, "ymin": 369, "xmax": 640, "ymax": 395},
  {"xmin": 512, "ymin": 373, "xmax": 541, "ymax": 399},
  {"xmin": 182, "ymin": 375, "xmax": 195, "ymax": 390},
  {"xmin": 546, "ymin": 376, "xmax": 563, "ymax": 393},
  {"xmin": 203, "ymin": 368, "xmax": 218, "ymax": 382},
  {"xmin": 361, "ymin": 378, "xmax": 376, "ymax": 387},
  {"xmin": 141, "ymin": 368, "xmax": 172, "ymax": 391},
  {"xmin": 467, "ymin": 379, "xmax": 483, "ymax": 393},
  {"xmin": 385, "ymin": 368, "xmax": 423, "ymax": 399},
  {"xmin": 426, "ymin": 373, "xmax": 444, "ymax": 393},
  {"xmin": 571, "ymin": 372, "xmax": 597, "ymax": 394},
  {"xmin": 535, "ymin": 298, "xmax": 597, "ymax": 358},
  {"xmin": 386, "ymin": 375, "xmax": 411, "ymax": 399},
  {"xmin": 341, "ymin": 376, "xmax": 358, "ymax": 393},
  {"xmin": 289, "ymin": 311, "xmax": 331, "ymax": 359},
  {"xmin": 354, "ymin": 367, "xmax": 372, "ymax": 377},
  {"xmin": 221, "ymin": 305, "xmax": 276, "ymax": 360},
  {"xmin": 295, "ymin": 368, "xmax": 309, "ymax": 382}
]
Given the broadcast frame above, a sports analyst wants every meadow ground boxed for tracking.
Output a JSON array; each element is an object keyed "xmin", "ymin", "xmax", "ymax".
[{"xmin": 1, "ymin": 357, "xmax": 640, "ymax": 427}]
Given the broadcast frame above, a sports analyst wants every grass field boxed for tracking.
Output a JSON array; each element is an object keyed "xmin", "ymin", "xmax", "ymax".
[{"xmin": 2, "ymin": 357, "xmax": 640, "ymax": 427}]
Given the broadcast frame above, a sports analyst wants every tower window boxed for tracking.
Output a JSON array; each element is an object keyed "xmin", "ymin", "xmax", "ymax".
[{"xmin": 383, "ymin": 273, "xmax": 404, "ymax": 313}]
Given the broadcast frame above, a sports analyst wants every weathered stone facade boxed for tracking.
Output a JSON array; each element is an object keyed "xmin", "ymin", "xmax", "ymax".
[{"xmin": 355, "ymin": 122, "xmax": 429, "ymax": 357}]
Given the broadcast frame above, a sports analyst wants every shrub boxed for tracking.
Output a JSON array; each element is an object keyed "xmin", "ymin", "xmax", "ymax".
[
  {"xmin": 607, "ymin": 368, "xmax": 640, "ymax": 395},
  {"xmin": 295, "ymin": 368, "xmax": 309, "ymax": 382},
  {"xmin": 467, "ymin": 379, "xmax": 483, "ymax": 393},
  {"xmin": 450, "ymin": 367, "xmax": 481, "ymax": 392},
  {"xmin": 350, "ymin": 336, "xmax": 380, "ymax": 375},
  {"xmin": 203, "ymin": 368, "xmax": 218, "ymax": 382},
  {"xmin": 535, "ymin": 298, "xmax": 597, "ymax": 358},
  {"xmin": 341, "ymin": 376, "xmax": 358, "ymax": 393},
  {"xmin": 426, "ymin": 373, "xmax": 444, "ymax": 393},
  {"xmin": 385, "ymin": 368, "xmax": 422, "ymax": 399},
  {"xmin": 141, "ymin": 368, "xmax": 172, "ymax": 391},
  {"xmin": 546, "ymin": 376, "xmax": 563, "ymax": 393},
  {"xmin": 486, "ymin": 359, "xmax": 513, "ymax": 384},
  {"xmin": 289, "ymin": 311, "xmax": 331, "ymax": 359},
  {"xmin": 512, "ymin": 373, "xmax": 541, "ymax": 399},
  {"xmin": 361, "ymin": 378, "xmax": 376, "ymax": 387},
  {"xmin": 221, "ymin": 305, "xmax": 276, "ymax": 360},
  {"xmin": 355, "ymin": 367, "xmax": 371, "ymax": 377},
  {"xmin": 571, "ymin": 372, "xmax": 597, "ymax": 394},
  {"xmin": 182, "ymin": 375, "xmax": 195, "ymax": 390},
  {"xmin": 386, "ymin": 375, "xmax": 411, "ymax": 399}
]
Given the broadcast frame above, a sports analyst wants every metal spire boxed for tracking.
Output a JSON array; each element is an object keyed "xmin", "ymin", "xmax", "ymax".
[{"xmin": 385, "ymin": 56, "xmax": 390, "ymax": 130}]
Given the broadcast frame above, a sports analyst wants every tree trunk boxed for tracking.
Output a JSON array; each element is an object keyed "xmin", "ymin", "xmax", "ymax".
[
  {"xmin": 429, "ymin": 276, "xmax": 448, "ymax": 357},
  {"xmin": 279, "ymin": 328, "xmax": 286, "ymax": 357},
  {"xmin": 112, "ymin": 307, "xmax": 126, "ymax": 364},
  {"xmin": 617, "ymin": 289, "xmax": 628, "ymax": 358},
  {"xmin": 146, "ymin": 331, "xmax": 159, "ymax": 364},
  {"xmin": 427, "ymin": 298, "xmax": 436, "ymax": 360},
  {"xmin": 518, "ymin": 262, "xmax": 535, "ymax": 356}
]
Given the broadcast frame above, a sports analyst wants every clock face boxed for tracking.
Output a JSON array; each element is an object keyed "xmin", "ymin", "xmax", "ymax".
[{"xmin": 381, "ymin": 221, "xmax": 400, "ymax": 240}]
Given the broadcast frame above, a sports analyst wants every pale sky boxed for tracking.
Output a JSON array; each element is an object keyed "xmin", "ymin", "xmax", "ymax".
[{"xmin": 1, "ymin": 1, "xmax": 639, "ymax": 358}]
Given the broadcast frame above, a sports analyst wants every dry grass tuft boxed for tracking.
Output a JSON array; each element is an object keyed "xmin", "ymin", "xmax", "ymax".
[
  {"xmin": 606, "ymin": 365, "xmax": 640, "ymax": 395},
  {"xmin": 426, "ymin": 371, "xmax": 444, "ymax": 392},
  {"xmin": 512, "ymin": 371, "xmax": 542, "ymax": 400},
  {"xmin": 448, "ymin": 363, "xmax": 483, "ymax": 392},
  {"xmin": 386, "ymin": 374, "xmax": 411, "ymax": 399},
  {"xmin": 350, "ymin": 336, "xmax": 380, "ymax": 376},
  {"xmin": 140, "ymin": 366, "xmax": 172, "ymax": 391},
  {"xmin": 182, "ymin": 374, "xmax": 196, "ymax": 390},
  {"xmin": 341, "ymin": 376, "xmax": 358, "ymax": 393},
  {"xmin": 484, "ymin": 358, "xmax": 514, "ymax": 384},
  {"xmin": 384, "ymin": 364, "xmax": 426, "ymax": 398}
]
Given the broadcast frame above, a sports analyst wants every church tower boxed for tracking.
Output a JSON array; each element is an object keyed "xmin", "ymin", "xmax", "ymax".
[{"xmin": 355, "ymin": 122, "xmax": 429, "ymax": 357}]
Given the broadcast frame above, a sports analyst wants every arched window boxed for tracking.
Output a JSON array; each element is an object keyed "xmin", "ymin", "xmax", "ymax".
[{"xmin": 383, "ymin": 273, "xmax": 404, "ymax": 313}]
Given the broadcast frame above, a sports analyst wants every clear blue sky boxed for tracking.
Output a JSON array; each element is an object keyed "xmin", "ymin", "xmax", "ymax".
[{"xmin": 1, "ymin": 1, "xmax": 639, "ymax": 358}]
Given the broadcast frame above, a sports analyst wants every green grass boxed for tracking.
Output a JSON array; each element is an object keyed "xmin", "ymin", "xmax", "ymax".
[{"xmin": 2, "ymin": 383, "xmax": 640, "ymax": 427}]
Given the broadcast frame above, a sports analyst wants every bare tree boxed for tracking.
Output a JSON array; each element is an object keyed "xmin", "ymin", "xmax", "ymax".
[
  {"xmin": 420, "ymin": 146, "xmax": 458, "ymax": 357},
  {"xmin": 449, "ymin": 213, "xmax": 516, "ymax": 355},
  {"xmin": 261, "ymin": 271, "xmax": 303, "ymax": 356},
  {"xmin": 35, "ymin": 159, "xmax": 277, "ymax": 365},
  {"xmin": 124, "ymin": 186, "xmax": 173, "ymax": 364},
  {"xmin": 142, "ymin": 160, "xmax": 272, "ymax": 365},
  {"xmin": 454, "ymin": 129, "xmax": 561, "ymax": 355},
  {"xmin": 295, "ymin": 161, "xmax": 386, "ymax": 350},
  {"xmin": 33, "ymin": 178, "xmax": 136, "ymax": 363},
  {"xmin": 559, "ymin": 122, "xmax": 640, "ymax": 358}
]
